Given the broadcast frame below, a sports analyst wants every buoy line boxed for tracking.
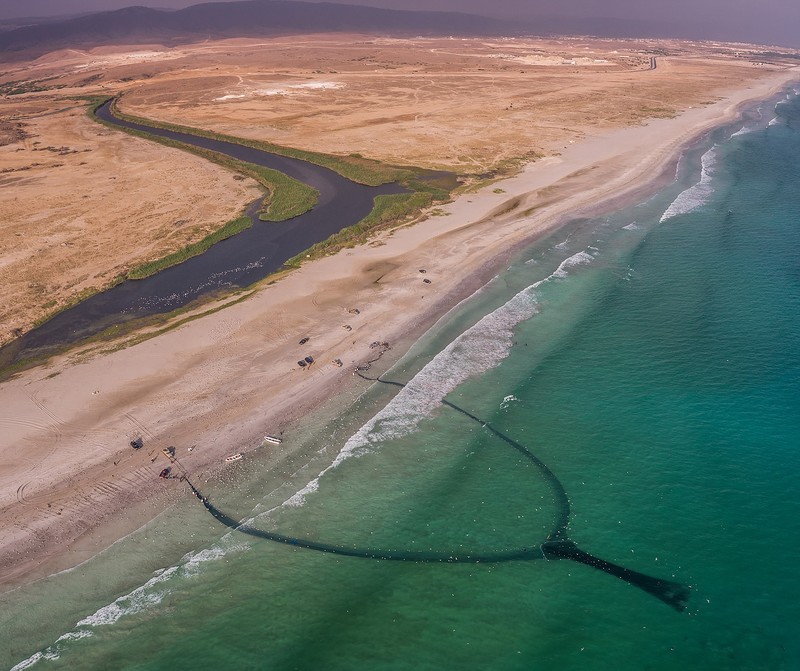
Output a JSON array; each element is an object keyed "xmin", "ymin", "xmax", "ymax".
[{"xmin": 183, "ymin": 370, "xmax": 690, "ymax": 611}]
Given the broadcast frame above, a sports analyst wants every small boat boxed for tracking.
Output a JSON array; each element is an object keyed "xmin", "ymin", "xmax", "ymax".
[
  {"xmin": 332, "ymin": 358, "xmax": 343, "ymax": 367},
  {"xmin": 162, "ymin": 446, "xmax": 176, "ymax": 460},
  {"xmin": 225, "ymin": 453, "xmax": 243, "ymax": 463},
  {"xmin": 304, "ymin": 356, "xmax": 314, "ymax": 364},
  {"xmin": 264, "ymin": 435, "xmax": 282, "ymax": 445},
  {"xmin": 297, "ymin": 360, "xmax": 307, "ymax": 367},
  {"xmin": 130, "ymin": 437, "xmax": 144, "ymax": 449},
  {"xmin": 298, "ymin": 337, "xmax": 310, "ymax": 345},
  {"xmin": 159, "ymin": 467, "xmax": 171, "ymax": 479}
]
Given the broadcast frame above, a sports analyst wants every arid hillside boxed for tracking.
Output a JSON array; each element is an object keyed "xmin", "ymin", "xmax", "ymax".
[{"xmin": 0, "ymin": 34, "xmax": 796, "ymax": 345}]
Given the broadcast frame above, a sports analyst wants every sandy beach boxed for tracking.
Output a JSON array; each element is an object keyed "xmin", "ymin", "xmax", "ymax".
[{"xmin": 0, "ymin": 56, "xmax": 797, "ymax": 589}]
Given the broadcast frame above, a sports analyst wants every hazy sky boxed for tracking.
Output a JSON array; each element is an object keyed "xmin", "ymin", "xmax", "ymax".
[{"xmin": 2, "ymin": 0, "xmax": 799, "ymax": 47}]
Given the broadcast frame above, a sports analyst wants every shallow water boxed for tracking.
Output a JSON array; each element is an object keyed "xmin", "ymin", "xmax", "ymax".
[{"xmin": 4, "ymin": 87, "xmax": 800, "ymax": 670}]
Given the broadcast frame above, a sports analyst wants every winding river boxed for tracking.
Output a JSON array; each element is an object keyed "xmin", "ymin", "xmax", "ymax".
[{"xmin": 0, "ymin": 101, "xmax": 406, "ymax": 369}]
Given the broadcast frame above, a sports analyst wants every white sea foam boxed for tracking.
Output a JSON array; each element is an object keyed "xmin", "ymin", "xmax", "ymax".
[
  {"xmin": 77, "ymin": 566, "xmax": 179, "ymax": 627},
  {"xmin": 10, "ymin": 653, "xmax": 44, "ymax": 671},
  {"xmin": 282, "ymin": 250, "xmax": 595, "ymax": 508},
  {"xmin": 283, "ymin": 478, "xmax": 319, "ymax": 507},
  {"xmin": 768, "ymin": 117, "xmax": 780, "ymax": 127},
  {"xmin": 500, "ymin": 395, "xmax": 519, "ymax": 410},
  {"xmin": 730, "ymin": 125, "xmax": 755, "ymax": 137},
  {"xmin": 11, "ymin": 541, "xmax": 244, "ymax": 669},
  {"xmin": 181, "ymin": 544, "xmax": 241, "ymax": 576},
  {"xmin": 55, "ymin": 631, "xmax": 93, "ymax": 643},
  {"xmin": 552, "ymin": 251, "xmax": 593, "ymax": 277},
  {"xmin": 660, "ymin": 146, "xmax": 717, "ymax": 222},
  {"xmin": 622, "ymin": 222, "xmax": 640, "ymax": 231}
]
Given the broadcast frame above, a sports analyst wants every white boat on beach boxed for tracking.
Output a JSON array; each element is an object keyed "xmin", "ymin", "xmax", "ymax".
[{"xmin": 264, "ymin": 435, "xmax": 282, "ymax": 445}]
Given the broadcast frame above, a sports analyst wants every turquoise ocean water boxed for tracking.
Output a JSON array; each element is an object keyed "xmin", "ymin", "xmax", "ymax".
[{"xmin": 3, "ymin": 86, "xmax": 800, "ymax": 670}]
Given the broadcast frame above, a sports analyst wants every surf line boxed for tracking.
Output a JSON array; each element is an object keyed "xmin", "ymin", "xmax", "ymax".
[{"xmin": 183, "ymin": 368, "xmax": 690, "ymax": 611}]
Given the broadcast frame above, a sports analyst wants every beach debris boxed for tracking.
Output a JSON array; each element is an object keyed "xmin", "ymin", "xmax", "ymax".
[
  {"xmin": 419, "ymin": 269, "xmax": 427, "ymax": 273},
  {"xmin": 348, "ymin": 308, "xmax": 360, "ymax": 314},
  {"xmin": 298, "ymin": 337, "xmax": 310, "ymax": 345},
  {"xmin": 130, "ymin": 437, "xmax": 144, "ymax": 450},
  {"xmin": 225, "ymin": 453, "xmax": 243, "ymax": 463},
  {"xmin": 264, "ymin": 435, "xmax": 282, "ymax": 445},
  {"xmin": 297, "ymin": 359, "xmax": 307, "ymax": 368},
  {"xmin": 342, "ymin": 324, "xmax": 352, "ymax": 331},
  {"xmin": 358, "ymin": 342, "xmax": 392, "ymax": 372},
  {"xmin": 304, "ymin": 356, "xmax": 314, "ymax": 365},
  {"xmin": 162, "ymin": 446, "xmax": 176, "ymax": 461},
  {"xmin": 159, "ymin": 467, "xmax": 172, "ymax": 479},
  {"xmin": 423, "ymin": 278, "xmax": 432, "ymax": 284},
  {"xmin": 187, "ymin": 446, "xmax": 194, "ymax": 452},
  {"xmin": 332, "ymin": 358, "xmax": 343, "ymax": 367}
]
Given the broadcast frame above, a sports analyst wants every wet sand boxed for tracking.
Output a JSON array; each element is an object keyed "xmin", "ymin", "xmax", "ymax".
[{"xmin": 0, "ymin": 67, "xmax": 797, "ymax": 589}]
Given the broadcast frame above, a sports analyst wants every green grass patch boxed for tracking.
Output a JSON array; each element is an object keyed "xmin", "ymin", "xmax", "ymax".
[
  {"xmin": 254, "ymin": 167, "xmax": 317, "ymax": 222},
  {"xmin": 29, "ymin": 279, "xmax": 123, "ymax": 330},
  {"xmin": 108, "ymin": 99, "xmax": 416, "ymax": 186},
  {"xmin": 88, "ymin": 98, "xmax": 320, "ymax": 278},
  {"xmin": 91, "ymin": 97, "xmax": 459, "ymax": 273},
  {"xmin": 127, "ymin": 215, "xmax": 251, "ymax": 280},
  {"xmin": 89, "ymin": 99, "xmax": 318, "ymax": 223},
  {"xmin": 285, "ymin": 191, "xmax": 437, "ymax": 267},
  {"xmin": 0, "ymin": 287, "xmax": 255, "ymax": 382}
]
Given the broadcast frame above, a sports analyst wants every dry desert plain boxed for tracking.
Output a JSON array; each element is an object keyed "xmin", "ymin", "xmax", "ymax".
[{"xmin": 0, "ymin": 34, "xmax": 798, "ymax": 585}]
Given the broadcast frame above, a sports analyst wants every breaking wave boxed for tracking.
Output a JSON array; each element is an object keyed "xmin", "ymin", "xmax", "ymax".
[
  {"xmin": 10, "ymin": 541, "xmax": 247, "ymax": 670},
  {"xmin": 282, "ymin": 250, "xmax": 595, "ymax": 508},
  {"xmin": 730, "ymin": 125, "xmax": 755, "ymax": 138},
  {"xmin": 500, "ymin": 394, "xmax": 519, "ymax": 410},
  {"xmin": 660, "ymin": 146, "xmax": 717, "ymax": 222}
]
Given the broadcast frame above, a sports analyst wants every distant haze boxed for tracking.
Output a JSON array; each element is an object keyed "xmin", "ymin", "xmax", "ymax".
[{"xmin": 1, "ymin": 0, "xmax": 799, "ymax": 48}]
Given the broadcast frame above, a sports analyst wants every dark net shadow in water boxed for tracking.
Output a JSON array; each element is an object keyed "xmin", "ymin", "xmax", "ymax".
[{"xmin": 183, "ymin": 371, "xmax": 690, "ymax": 612}]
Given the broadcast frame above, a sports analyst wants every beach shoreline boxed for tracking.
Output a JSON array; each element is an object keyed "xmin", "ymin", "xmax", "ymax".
[{"xmin": 1, "ymin": 67, "xmax": 797, "ymax": 591}]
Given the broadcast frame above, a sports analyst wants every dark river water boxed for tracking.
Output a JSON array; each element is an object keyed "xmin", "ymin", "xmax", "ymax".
[{"xmin": 1, "ymin": 101, "xmax": 405, "ymax": 368}]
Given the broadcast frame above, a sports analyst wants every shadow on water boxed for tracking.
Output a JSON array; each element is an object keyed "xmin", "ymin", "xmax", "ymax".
[
  {"xmin": 182, "ymin": 370, "xmax": 690, "ymax": 612},
  {"xmin": 0, "ymin": 101, "xmax": 406, "ymax": 369}
]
